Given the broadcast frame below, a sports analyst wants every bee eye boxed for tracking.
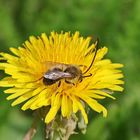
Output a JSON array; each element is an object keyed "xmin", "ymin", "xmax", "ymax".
[{"xmin": 43, "ymin": 78, "xmax": 56, "ymax": 85}]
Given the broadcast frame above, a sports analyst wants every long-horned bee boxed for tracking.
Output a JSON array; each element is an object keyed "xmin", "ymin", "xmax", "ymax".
[
  {"xmin": 40, "ymin": 39, "xmax": 99, "ymax": 86},
  {"xmin": 43, "ymin": 63, "xmax": 83, "ymax": 86}
]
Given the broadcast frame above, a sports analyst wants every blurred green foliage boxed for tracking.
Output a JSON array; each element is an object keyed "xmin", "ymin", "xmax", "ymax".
[{"xmin": 0, "ymin": 0, "xmax": 140, "ymax": 140}]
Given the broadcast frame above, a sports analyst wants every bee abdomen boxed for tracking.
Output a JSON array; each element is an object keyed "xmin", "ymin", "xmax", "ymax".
[{"xmin": 43, "ymin": 78, "xmax": 57, "ymax": 85}]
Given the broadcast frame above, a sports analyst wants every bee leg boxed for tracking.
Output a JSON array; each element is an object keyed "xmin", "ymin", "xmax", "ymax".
[
  {"xmin": 65, "ymin": 80, "xmax": 75, "ymax": 86},
  {"xmin": 58, "ymin": 81, "xmax": 61, "ymax": 87},
  {"xmin": 79, "ymin": 79, "xmax": 83, "ymax": 83},
  {"xmin": 65, "ymin": 80, "xmax": 71, "ymax": 84},
  {"xmin": 82, "ymin": 73, "xmax": 92, "ymax": 78}
]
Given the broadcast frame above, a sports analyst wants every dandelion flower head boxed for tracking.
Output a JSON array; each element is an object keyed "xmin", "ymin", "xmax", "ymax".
[{"xmin": 0, "ymin": 31, "xmax": 124, "ymax": 124}]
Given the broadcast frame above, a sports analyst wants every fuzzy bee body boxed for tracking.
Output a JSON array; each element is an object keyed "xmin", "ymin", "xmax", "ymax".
[{"xmin": 43, "ymin": 63, "xmax": 83, "ymax": 85}]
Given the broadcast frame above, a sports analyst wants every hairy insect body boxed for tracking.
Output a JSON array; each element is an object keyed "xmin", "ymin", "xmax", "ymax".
[{"xmin": 43, "ymin": 64, "xmax": 82, "ymax": 86}]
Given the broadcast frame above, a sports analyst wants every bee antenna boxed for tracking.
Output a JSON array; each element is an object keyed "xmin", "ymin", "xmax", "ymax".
[{"xmin": 83, "ymin": 38, "xmax": 99, "ymax": 75}]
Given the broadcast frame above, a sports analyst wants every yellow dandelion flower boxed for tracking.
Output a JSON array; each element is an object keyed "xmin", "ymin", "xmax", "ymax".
[{"xmin": 0, "ymin": 31, "xmax": 124, "ymax": 124}]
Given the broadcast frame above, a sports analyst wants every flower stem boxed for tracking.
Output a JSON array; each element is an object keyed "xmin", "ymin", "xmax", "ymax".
[{"xmin": 23, "ymin": 111, "xmax": 40, "ymax": 140}]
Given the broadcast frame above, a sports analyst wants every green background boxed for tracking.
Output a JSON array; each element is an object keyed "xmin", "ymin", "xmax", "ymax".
[{"xmin": 0, "ymin": 0, "xmax": 140, "ymax": 140}]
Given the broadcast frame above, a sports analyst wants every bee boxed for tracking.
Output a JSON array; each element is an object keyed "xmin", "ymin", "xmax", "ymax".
[
  {"xmin": 43, "ymin": 63, "xmax": 83, "ymax": 86},
  {"xmin": 37, "ymin": 39, "xmax": 99, "ymax": 86}
]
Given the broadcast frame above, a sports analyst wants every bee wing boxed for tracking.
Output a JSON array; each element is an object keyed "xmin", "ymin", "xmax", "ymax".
[{"xmin": 44, "ymin": 71, "xmax": 72, "ymax": 80}]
